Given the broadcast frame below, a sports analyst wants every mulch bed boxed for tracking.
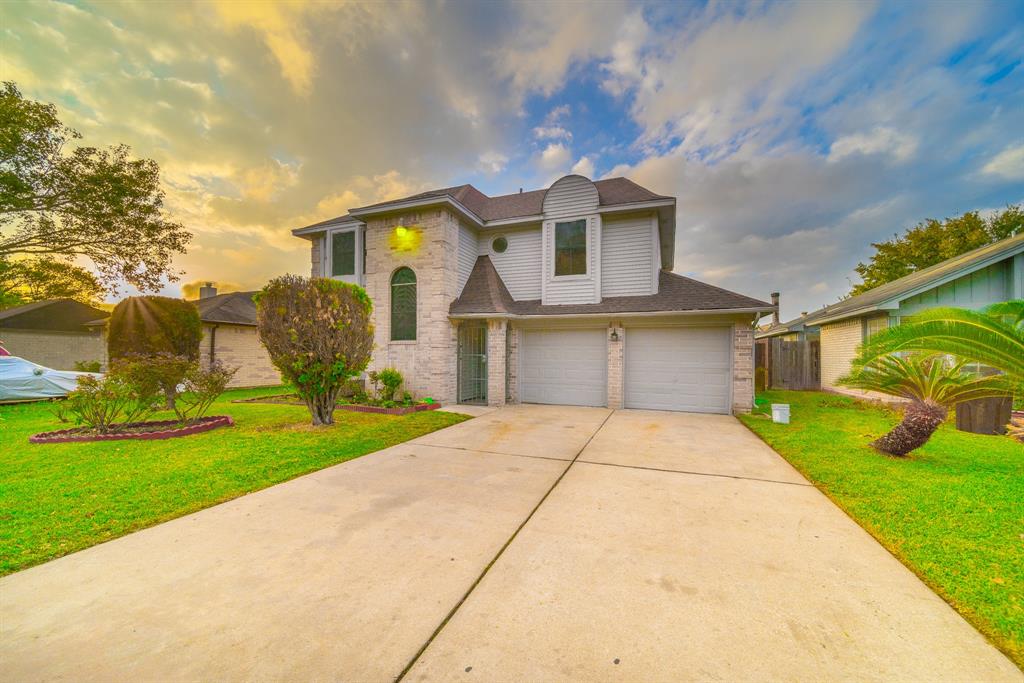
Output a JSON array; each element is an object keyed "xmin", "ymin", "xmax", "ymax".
[
  {"xmin": 30, "ymin": 415, "xmax": 234, "ymax": 444},
  {"xmin": 232, "ymin": 393, "xmax": 441, "ymax": 415}
]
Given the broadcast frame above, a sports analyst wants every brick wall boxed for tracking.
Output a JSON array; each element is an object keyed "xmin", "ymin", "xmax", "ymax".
[
  {"xmin": 820, "ymin": 318, "xmax": 862, "ymax": 390},
  {"xmin": 607, "ymin": 323, "xmax": 624, "ymax": 409},
  {"xmin": 506, "ymin": 323, "xmax": 519, "ymax": 403},
  {"xmin": 199, "ymin": 324, "xmax": 282, "ymax": 388},
  {"xmin": 362, "ymin": 209, "xmax": 460, "ymax": 404},
  {"xmin": 0, "ymin": 329, "xmax": 107, "ymax": 370},
  {"xmin": 732, "ymin": 324, "xmax": 754, "ymax": 413},
  {"xmin": 487, "ymin": 319, "xmax": 507, "ymax": 406},
  {"xmin": 310, "ymin": 235, "xmax": 323, "ymax": 277}
]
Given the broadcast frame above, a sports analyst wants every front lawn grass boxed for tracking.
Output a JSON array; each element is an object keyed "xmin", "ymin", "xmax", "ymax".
[
  {"xmin": 0, "ymin": 386, "xmax": 468, "ymax": 575},
  {"xmin": 740, "ymin": 390, "xmax": 1023, "ymax": 668}
]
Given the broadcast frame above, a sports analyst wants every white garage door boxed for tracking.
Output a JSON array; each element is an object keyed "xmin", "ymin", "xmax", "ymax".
[
  {"xmin": 520, "ymin": 329, "xmax": 607, "ymax": 407},
  {"xmin": 625, "ymin": 327, "xmax": 732, "ymax": 413}
]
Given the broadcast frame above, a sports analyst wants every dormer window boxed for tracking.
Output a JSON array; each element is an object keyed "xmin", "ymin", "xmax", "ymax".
[{"xmin": 554, "ymin": 219, "xmax": 587, "ymax": 276}]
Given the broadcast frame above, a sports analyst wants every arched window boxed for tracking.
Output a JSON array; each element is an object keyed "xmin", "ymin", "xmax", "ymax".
[{"xmin": 390, "ymin": 267, "xmax": 417, "ymax": 341}]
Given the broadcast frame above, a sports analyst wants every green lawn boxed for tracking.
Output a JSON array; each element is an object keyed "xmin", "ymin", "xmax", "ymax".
[
  {"xmin": 740, "ymin": 390, "xmax": 1023, "ymax": 668},
  {"xmin": 0, "ymin": 386, "xmax": 468, "ymax": 576}
]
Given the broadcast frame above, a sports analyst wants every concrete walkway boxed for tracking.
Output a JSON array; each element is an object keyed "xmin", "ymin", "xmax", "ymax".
[{"xmin": 2, "ymin": 406, "xmax": 1020, "ymax": 682}]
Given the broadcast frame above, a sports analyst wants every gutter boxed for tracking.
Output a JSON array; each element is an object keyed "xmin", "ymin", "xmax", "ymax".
[{"xmin": 449, "ymin": 306, "xmax": 776, "ymax": 321}]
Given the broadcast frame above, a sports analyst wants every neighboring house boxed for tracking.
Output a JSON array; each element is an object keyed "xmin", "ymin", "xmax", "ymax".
[
  {"xmin": 801, "ymin": 233, "xmax": 1024, "ymax": 394},
  {"xmin": 292, "ymin": 174, "xmax": 774, "ymax": 414},
  {"xmin": 0, "ymin": 299, "xmax": 109, "ymax": 370},
  {"xmin": 193, "ymin": 285, "xmax": 282, "ymax": 388}
]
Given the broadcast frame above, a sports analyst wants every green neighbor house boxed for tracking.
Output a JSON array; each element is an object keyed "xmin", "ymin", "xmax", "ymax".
[{"xmin": 798, "ymin": 233, "xmax": 1024, "ymax": 393}]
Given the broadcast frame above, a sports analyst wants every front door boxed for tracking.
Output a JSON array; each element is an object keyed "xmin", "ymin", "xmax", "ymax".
[{"xmin": 458, "ymin": 323, "xmax": 487, "ymax": 404}]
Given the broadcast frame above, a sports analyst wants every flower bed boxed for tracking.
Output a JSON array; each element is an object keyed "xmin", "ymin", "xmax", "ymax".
[
  {"xmin": 232, "ymin": 393, "xmax": 441, "ymax": 415},
  {"xmin": 30, "ymin": 415, "xmax": 234, "ymax": 444},
  {"xmin": 336, "ymin": 402, "xmax": 441, "ymax": 416}
]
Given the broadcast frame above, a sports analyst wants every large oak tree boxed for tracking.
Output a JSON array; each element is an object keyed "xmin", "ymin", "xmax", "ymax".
[{"xmin": 0, "ymin": 82, "xmax": 191, "ymax": 294}]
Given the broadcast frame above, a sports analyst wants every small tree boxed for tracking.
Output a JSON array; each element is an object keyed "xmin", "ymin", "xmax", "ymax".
[
  {"xmin": 838, "ymin": 354, "xmax": 1011, "ymax": 456},
  {"xmin": 256, "ymin": 275, "xmax": 373, "ymax": 425},
  {"xmin": 107, "ymin": 296, "xmax": 202, "ymax": 408}
]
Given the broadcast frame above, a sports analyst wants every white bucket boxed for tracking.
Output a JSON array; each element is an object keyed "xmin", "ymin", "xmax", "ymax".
[{"xmin": 771, "ymin": 403, "xmax": 790, "ymax": 424}]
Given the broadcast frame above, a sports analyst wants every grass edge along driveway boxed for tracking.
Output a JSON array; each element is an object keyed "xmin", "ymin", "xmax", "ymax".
[
  {"xmin": 740, "ymin": 390, "xmax": 1023, "ymax": 669},
  {"xmin": 0, "ymin": 386, "xmax": 468, "ymax": 575}
]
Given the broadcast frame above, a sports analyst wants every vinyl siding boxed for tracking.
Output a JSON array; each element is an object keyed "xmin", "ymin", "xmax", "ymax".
[
  {"xmin": 897, "ymin": 261, "xmax": 1012, "ymax": 318},
  {"xmin": 542, "ymin": 175, "xmax": 599, "ymax": 219},
  {"xmin": 482, "ymin": 226, "xmax": 542, "ymax": 300},
  {"xmin": 820, "ymin": 318, "xmax": 862, "ymax": 390},
  {"xmin": 542, "ymin": 215, "xmax": 600, "ymax": 305},
  {"xmin": 457, "ymin": 221, "xmax": 477, "ymax": 296},
  {"xmin": 602, "ymin": 213, "xmax": 655, "ymax": 297}
]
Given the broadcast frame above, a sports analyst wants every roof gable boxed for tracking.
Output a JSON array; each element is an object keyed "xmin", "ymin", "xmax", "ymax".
[{"xmin": 803, "ymin": 233, "xmax": 1024, "ymax": 325}]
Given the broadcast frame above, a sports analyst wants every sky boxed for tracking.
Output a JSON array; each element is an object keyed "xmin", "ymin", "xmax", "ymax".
[{"xmin": 3, "ymin": 0, "xmax": 1023, "ymax": 320}]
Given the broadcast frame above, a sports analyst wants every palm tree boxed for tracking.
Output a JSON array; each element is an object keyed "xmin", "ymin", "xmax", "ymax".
[
  {"xmin": 838, "ymin": 354, "xmax": 1011, "ymax": 456},
  {"xmin": 854, "ymin": 301, "xmax": 1024, "ymax": 379}
]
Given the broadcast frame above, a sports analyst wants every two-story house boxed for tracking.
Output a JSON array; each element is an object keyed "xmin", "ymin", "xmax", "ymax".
[{"xmin": 292, "ymin": 174, "xmax": 774, "ymax": 414}]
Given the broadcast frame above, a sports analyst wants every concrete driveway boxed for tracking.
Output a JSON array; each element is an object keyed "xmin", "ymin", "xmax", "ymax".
[{"xmin": 2, "ymin": 406, "xmax": 1019, "ymax": 682}]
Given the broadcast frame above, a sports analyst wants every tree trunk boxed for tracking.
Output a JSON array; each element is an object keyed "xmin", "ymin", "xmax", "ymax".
[
  {"xmin": 164, "ymin": 387, "xmax": 176, "ymax": 411},
  {"xmin": 305, "ymin": 392, "xmax": 336, "ymax": 426},
  {"xmin": 872, "ymin": 400, "xmax": 947, "ymax": 457}
]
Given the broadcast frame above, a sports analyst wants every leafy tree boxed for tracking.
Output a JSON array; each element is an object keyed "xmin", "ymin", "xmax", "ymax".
[
  {"xmin": 256, "ymin": 275, "xmax": 373, "ymax": 426},
  {"xmin": 0, "ymin": 256, "xmax": 103, "ymax": 307},
  {"xmin": 838, "ymin": 354, "xmax": 1010, "ymax": 456},
  {"xmin": 852, "ymin": 206, "xmax": 1023, "ymax": 295},
  {"xmin": 107, "ymin": 296, "xmax": 203, "ymax": 408},
  {"xmin": 0, "ymin": 82, "xmax": 191, "ymax": 294}
]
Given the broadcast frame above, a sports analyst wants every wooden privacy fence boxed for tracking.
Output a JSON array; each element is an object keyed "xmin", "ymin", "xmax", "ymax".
[{"xmin": 757, "ymin": 338, "xmax": 820, "ymax": 390}]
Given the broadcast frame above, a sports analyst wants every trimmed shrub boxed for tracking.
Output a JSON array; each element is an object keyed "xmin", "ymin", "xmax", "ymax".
[
  {"xmin": 73, "ymin": 360, "xmax": 102, "ymax": 373},
  {"xmin": 62, "ymin": 373, "xmax": 162, "ymax": 434},
  {"xmin": 107, "ymin": 296, "xmax": 202, "ymax": 408},
  {"xmin": 256, "ymin": 275, "xmax": 373, "ymax": 426},
  {"xmin": 376, "ymin": 368, "xmax": 403, "ymax": 402},
  {"xmin": 174, "ymin": 362, "xmax": 237, "ymax": 424}
]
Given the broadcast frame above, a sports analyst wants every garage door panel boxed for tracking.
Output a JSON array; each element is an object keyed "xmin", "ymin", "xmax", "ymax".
[
  {"xmin": 625, "ymin": 327, "xmax": 731, "ymax": 413},
  {"xmin": 521, "ymin": 329, "xmax": 607, "ymax": 407}
]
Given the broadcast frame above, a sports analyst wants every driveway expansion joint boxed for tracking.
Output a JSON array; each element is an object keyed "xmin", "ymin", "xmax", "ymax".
[
  {"xmin": 395, "ymin": 410, "xmax": 615, "ymax": 682},
  {"xmin": 575, "ymin": 459, "xmax": 814, "ymax": 487}
]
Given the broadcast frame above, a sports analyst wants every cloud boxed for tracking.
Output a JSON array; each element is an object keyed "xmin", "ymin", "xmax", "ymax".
[
  {"xmin": 539, "ymin": 143, "xmax": 571, "ymax": 172},
  {"xmin": 533, "ymin": 126, "xmax": 571, "ymax": 141},
  {"xmin": 180, "ymin": 280, "xmax": 243, "ymax": 299},
  {"xmin": 982, "ymin": 142, "xmax": 1024, "ymax": 180},
  {"xmin": 828, "ymin": 127, "xmax": 918, "ymax": 163},
  {"xmin": 571, "ymin": 155, "xmax": 595, "ymax": 178},
  {"xmin": 478, "ymin": 151, "xmax": 509, "ymax": 174}
]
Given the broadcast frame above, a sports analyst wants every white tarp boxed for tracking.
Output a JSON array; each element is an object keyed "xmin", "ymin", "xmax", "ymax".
[{"xmin": 0, "ymin": 357, "xmax": 101, "ymax": 401}]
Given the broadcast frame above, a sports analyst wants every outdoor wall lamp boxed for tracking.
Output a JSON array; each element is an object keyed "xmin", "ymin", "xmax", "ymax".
[{"xmin": 610, "ymin": 329, "xmax": 620, "ymax": 342}]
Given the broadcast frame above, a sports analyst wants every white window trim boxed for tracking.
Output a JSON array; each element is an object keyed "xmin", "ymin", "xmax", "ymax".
[
  {"xmin": 551, "ymin": 217, "xmax": 592, "ymax": 281},
  {"xmin": 324, "ymin": 225, "xmax": 364, "ymax": 285}
]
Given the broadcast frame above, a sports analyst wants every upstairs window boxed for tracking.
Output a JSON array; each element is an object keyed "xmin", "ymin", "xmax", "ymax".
[
  {"xmin": 554, "ymin": 219, "xmax": 587, "ymax": 276},
  {"xmin": 390, "ymin": 267, "xmax": 417, "ymax": 341},
  {"xmin": 330, "ymin": 230, "xmax": 356, "ymax": 277}
]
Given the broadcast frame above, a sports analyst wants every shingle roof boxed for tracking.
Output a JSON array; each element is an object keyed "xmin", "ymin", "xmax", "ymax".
[
  {"xmin": 0, "ymin": 299, "xmax": 110, "ymax": 332},
  {"xmin": 801, "ymin": 232, "xmax": 1024, "ymax": 325},
  {"xmin": 300, "ymin": 176, "xmax": 672, "ymax": 231},
  {"xmin": 755, "ymin": 312, "xmax": 819, "ymax": 339},
  {"xmin": 194, "ymin": 291, "xmax": 259, "ymax": 326},
  {"xmin": 450, "ymin": 257, "xmax": 772, "ymax": 317}
]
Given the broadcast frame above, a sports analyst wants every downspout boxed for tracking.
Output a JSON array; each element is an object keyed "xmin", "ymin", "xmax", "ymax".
[{"xmin": 209, "ymin": 324, "xmax": 218, "ymax": 367}]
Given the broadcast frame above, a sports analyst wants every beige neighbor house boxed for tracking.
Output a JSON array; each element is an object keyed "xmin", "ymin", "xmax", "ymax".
[
  {"xmin": 801, "ymin": 232, "xmax": 1024, "ymax": 395},
  {"xmin": 292, "ymin": 174, "xmax": 775, "ymax": 413},
  {"xmin": 0, "ymin": 299, "xmax": 109, "ymax": 370},
  {"xmin": 193, "ymin": 286, "xmax": 282, "ymax": 388}
]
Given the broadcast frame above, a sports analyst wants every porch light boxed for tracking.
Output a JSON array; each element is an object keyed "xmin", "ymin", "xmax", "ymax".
[
  {"xmin": 389, "ymin": 225, "xmax": 422, "ymax": 253},
  {"xmin": 610, "ymin": 329, "xmax": 620, "ymax": 342}
]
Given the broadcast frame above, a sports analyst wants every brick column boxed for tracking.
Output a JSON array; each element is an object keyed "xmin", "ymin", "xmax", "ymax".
[
  {"xmin": 607, "ymin": 323, "xmax": 624, "ymax": 409},
  {"xmin": 487, "ymin": 319, "xmax": 507, "ymax": 407},
  {"xmin": 506, "ymin": 323, "xmax": 519, "ymax": 403},
  {"xmin": 732, "ymin": 324, "xmax": 754, "ymax": 413}
]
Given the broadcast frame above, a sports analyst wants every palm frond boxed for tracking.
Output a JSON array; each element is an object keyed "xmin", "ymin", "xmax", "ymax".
[
  {"xmin": 853, "ymin": 303, "xmax": 1024, "ymax": 379},
  {"xmin": 838, "ymin": 353, "xmax": 1012, "ymax": 405}
]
